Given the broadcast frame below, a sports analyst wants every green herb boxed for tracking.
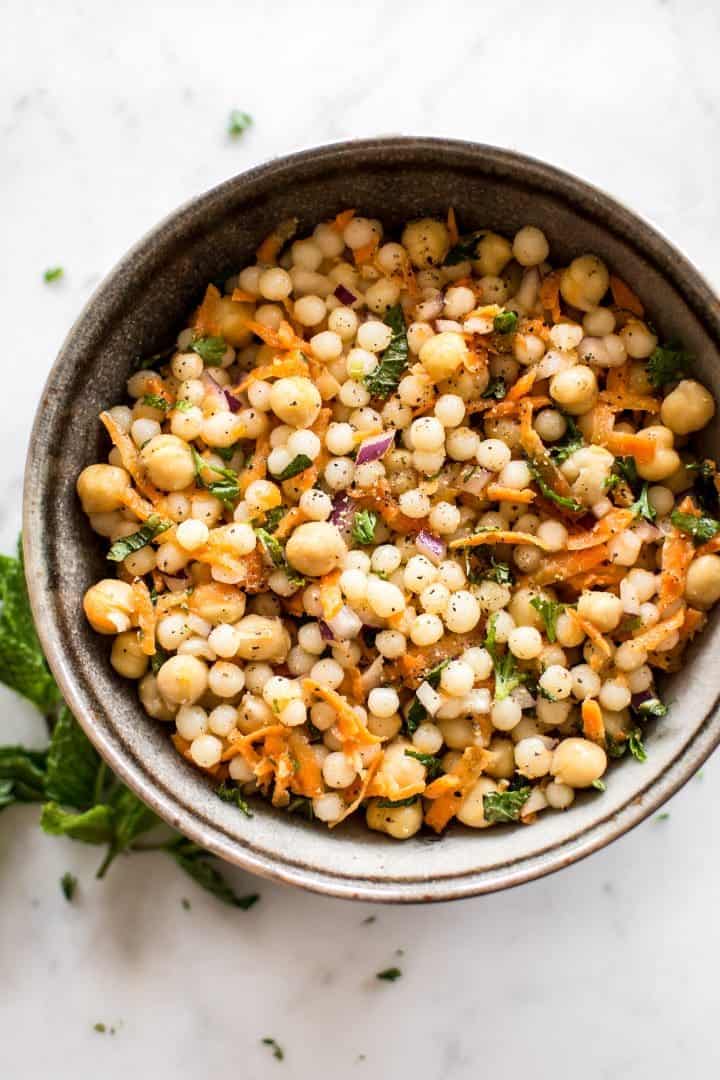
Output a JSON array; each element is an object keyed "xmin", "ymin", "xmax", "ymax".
[
  {"xmin": 43, "ymin": 266, "xmax": 64, "ymax": 283},
  {"xmin": 190, "ymin": 335, "xmax": 227, "ymax": 367},
  {"xmin": 528, "ymin": 461, "xmax": 583, "ymax": 512},
  {"xmin": 628, "ymin": 728, "xmax": 647, "ymax": 762},
  {"xmin": 140, "ymin": 393, "xmax": 170, "ymax": 412},
  {"xmin": 107, "ymin": 514, "xmax": 172, "ymax": 562},
  {"xmin": 606, "ymin": 736, "xmax": 628, "ymax": 759},
  {"xmin": 631, "ymin": 482, "xmax": 657, "ymax": 523},
  {"xmin": 362, "ymin": 915, "xmax": 376, "ymax": 925},
  {"xmin": 635, "ymin": 696, "xmax": 668, "ymax": 719},
  {"xmin": 151, "ymin": 647, "xmax": 169, "ymax": 675},
  {"xmin": 0, "ymin": 538, "xmax": 261, "ymax": 910},
  {"xmin": 657, "ymin": 812, "xmax": 670, "ymax": 822},
  {"xmin": 228, "ymin": 109, "xmax": 252, "ymax": 138},
  {"xmin": 493, "ymin": 311, "xmax": 518, "ymax": 334},
  {"xmin": 482, "ymin": 377, "xmax": 506, "ymax": 401},
  {"xmin": 405, "ymin": 698, "xmax": 427, "ymax": 735},
  {"xmin": 376, "ymin": 967, "xmax": 402, "ymax": 982},
  {"xmin": 670, "ymin": 509, "xmax": 720, "ymax": 544},
  {"xmin": 261, "ymin": 1037, "xmax": 284, "ymax": 1061},
  {"xmin": 618, "ymin": 615, "xmax": 643, "ymax": 635},
  {"xmin": 549, "ymin": 415, "xmax": 584, "ymax": 465},
  {"xmin": 445, "ymin": 230, "xmax": 485, "ymax": 266},
  {"xmin": 277, "ymin": 454, "xmax": 312, "ymax": 482},
  {"xmin": 166, "ymin": 838, "xmax": 259, "ymax": 909},
  {"xmin": 255, "ymin": 527, "xmax": 305, "ymax": 588},
  {"xmin": 351, "ymin": 508, "xmax": 378, "ymax": 546},
  {"xmin": 287, "ymin": 795, "xmax": 314, "ymax": 820},
  {"xmin": 592, "ymin": 779, "xmax": 606, "ymax": 792},
  {"xmin": 363, "ymin": 305, "xmax": 409, "ymax": 399},
  {"xmin": 94, "ymin": 1023, "xmax": 107, "ymax": 1034},
  {"xmin": 174, "ymin": 398, "xmax": 194, "ymax": 413},
  {"xmin": 215, "ymin": 783, "xmax": 253, "ymax": 817},
  {"xmin": 529, "ymin": 595, "xmax": 565, "ymax": 643},
  {"xmin": 192, "ymin": 448, "xmax": 240, "ymax": 507},
  {"xmin": 484, "ymin": 614, "xmax": 525, "ymax": 701},
  {"xmin": 0, "ymin": 541, "xmax": 62, "ymax": 713},
  {"xmin": 376, "ymin": 796, "xmax": 419, "ymax": 808},
  {"xmin": 483, "ymin": 786, "xmax": 531, "ymax": 823},
  {"xmin": 688, "ymin": 460, "xmax": 720, "ymax": 516},
  {"xmin": 404, "ymin": 749, "xmax": 442, "ymax": 779},
  {"xmin": 646, "ymin": 341, "xmax": 690, "ymax": 388},
  {"xmin": 483, "ymin": 558, "xmax": 514, "ymax": 586},
  {"xmin": 60, "ymin": 871, "xmax": 77, "ymax": 901},
  {"xmin": 262, "ymin": 506, "xmax": 287, "ymax": 533},
  {"xmin": 612, "ymin": 455, "xmax": 640, "ymax": 492}
]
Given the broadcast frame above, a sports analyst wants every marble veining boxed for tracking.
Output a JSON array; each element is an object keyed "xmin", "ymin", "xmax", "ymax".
[{"xmin": 2, "ymin": 0, "xmax": 720, "ymax": 1075}]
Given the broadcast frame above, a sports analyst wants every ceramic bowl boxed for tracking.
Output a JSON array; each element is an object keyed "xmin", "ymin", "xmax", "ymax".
[{"xmin": 23, "ymin": 137, "xmax": 720, "ymax": 902}]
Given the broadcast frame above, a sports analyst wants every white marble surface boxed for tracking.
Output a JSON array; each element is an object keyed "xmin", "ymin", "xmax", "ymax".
[{"xmin": 3, "ymin": 0, "xmax": 720, "ymax": 1075}]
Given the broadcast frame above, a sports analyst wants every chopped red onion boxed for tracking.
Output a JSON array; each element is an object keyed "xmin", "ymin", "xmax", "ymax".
[
  {"xmin": 329, "ymin": 492, "xmax": 356, "ymax": 533},
  {"xmin": 334, "ymin": 283, "xmax": 356, "ymax": 306},
  {"xmin": 356, "ymin": 429, "xmax": 395, "ymax": 466},
  {"xmin": 634, "ymin": 520, "xmax": 661, "ymax": 543},
  {"xmin": 416, "ymin": 529, "xmax": 446, "ymax": 565},
  {"xmin": 460, "ymin": 468, "xmax": 491, "ymax": 497},
  {"xmin": 512, "ymin": 685, "xmax": 536, "ymax": 710},
  {"xmin": 163, "ymin": 573, "xmax": 188, "ymax": 592},
  {"xmin": 631, "ymin": 689, "xmax": 656, "ymax": 712},
  {"xmin": 203, "ymin": 370, "xmax": 242, "ymax": 414},
  {"xmin": 318, "ymin": 620, "xmax": 335, "ymax": 642},
  {"xmin": 360, "ymin": 655, "xmax": 385, "ymax": 694}
]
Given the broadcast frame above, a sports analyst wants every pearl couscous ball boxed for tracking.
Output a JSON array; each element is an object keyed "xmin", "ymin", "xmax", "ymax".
[{"xmin": 78, "ymin": 208, "xmax": 718, "ymax": 840}]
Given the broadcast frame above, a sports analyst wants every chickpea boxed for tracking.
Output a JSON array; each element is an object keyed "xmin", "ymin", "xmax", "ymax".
[
  {"xmin": 551, "ymin": 737, "xmax": 607, "ymax": 788},
  {"xmin": 559, "ymin": 255, "xmax": 610, "ymax": 312},
  {"xmin": 619, "ymin": 318, "xmax": 657, "ymax": 360},
  {"xmin": 577, "ymin": 590, "xmax": 623, "ymax": 632},
  {"xmin": 189, "ymin": 583, "xmax": 246, "ymax": 624},
  {"xmin": 401, "ymin": 218, "xmax": 450, "ymax": 269},
  {"xmin": 366, "ymin": 798, "xmax": 423, "ymax": 839},
  {"xmin": 419, "ymin": 331, "xmax": 468, "ymax": 383},
  {"xmin": 474, "ymin": 232, "xmax": 513, "ymax": 276},
  {"xmin": 457, "ymin": 777, "xmax": 498, "ymax": 828},
  {"xmin": 83, "ymin": 579, "xmax": 136, "ymax": 634},
  {"xmin": 213, "ymin": 297, "xmax": 254, "ymax": 347},
  {"xmin": 156, "ymin": 655, "xmax": 209, "ymax": 705},
  {"xmin": 269, "ymin": 376, "xmax": 321, "ymax": 429},
  {"xmin": 550, "ymin": 365, "xmax": 598, "ymax": 415},
  {"xmin": 635, "ymin": 426, "xmax": 681, "ymax": 482},
  {"xmin": 234, "ymin": 614, "xmax": 290, "ymax": 661},
  {"xmin": 660, "ymin": 379, "xmax": 715, "ymax": 436},
  {"xmin": 285, "ymin": 522, "xmax": 347, "ymax": 577},
  {"xmin": 139, "ymin": 434, "xmax": 195, "ymax": 491},
  {"xmin": 484, "ymin": 737, "xmax": 516, "ymax": 779},
  {"xmin": 138, "ymin": 672, "xmax": 175, "ymax": 721},
  {"xmin": 77, "ymin": 464, "xmax": 130, "ymax": 514},
  {"xmin": 111, "ymin": 630, "xmax": 149, "ymax": 679},
  {"xmin": 685, "ymin": 554, "xmax": 720, "ymax": 610}
]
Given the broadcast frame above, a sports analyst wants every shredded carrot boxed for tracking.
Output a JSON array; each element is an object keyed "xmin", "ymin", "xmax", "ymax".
[
  {"xmin": 256, "ymin": 217, "xmax": 298, "ymax": 265},
  {"xmin": 354, "ymin": 236, "xmax": 379, "ymax": 266},
  {"xmin": 610, "ymin": 275, "xmax": 644, "ymax": 317},
  {"xmin": 273, "ymin": 506, "xmax": 307, "ymax": 540},
  {"xmin": 424, "ymin": 747, "xmax": 489, "ymax": 833},
  {"xmin": 599, "ymin": 390, "xmax": 660, "ymax": 414},
  {"xmin": 319, "ymin": 569, "xmax": 343, "ymax": 620},
  {"xmin": 193, "ymin": 284, "xmax": 222, "ymax": 335},
  {"xmin": 450, "ymin": 530, "xmax": 550, "ymax": 552},
  {"xmin": 288, "ymin": 731, "xmax": 324, "ymax": 798},
  {"xmin": 526, "ymin": 544, "xmax": 610, "ymax": 586},
  {"xmin": 582, "ymin": 699, "xmax": 605, "ymax": 743},
  {"xmin": 332, "ymin": 208, "xmax": 356, "ymax": 232},
  {"xmin": 507, "ymin": 368, "xmax": 536, "ymax": 402},
  {"xmin": 221, "ymin": 724, "xmax": 286, "ymax": 763},
  {"xmin": 447, "ymin": 207, "xmax": 459, "ymax": 246},
  {"xmin": 238, "ymin": 319, "xmax": 308, "ymax": 353},
  {"xmin": 539, "ymin": 271, "xmax": 562, "ymax": 322},
  {"xmin": 679, "ymin": 607, "xmax": 706, "ymax": 642},
  {"xmin": 564, "ymin": 565, "xmax": 625, "ymax": 592},
  {"xmin": 629, "ymin": 607, "xmax": 686, "ymax": 653},
  {"xmin": 605, "ymin": 431, "xmax": 656, "ymax": 465},
  {"xmin": 230, "ymin": 288, "xmax": 256, "ymax": 303},
  {"xmin": 567, "ymin": 508, "xmax": 635, "ymax": 551},
  {"xmin": 120, "ymin": 488, "xmax": 174, "ymax": 538},
  {"xmin": 657, "ymin": 497, "xmax": 696, "ymax": 610},
  {"xmin": 573, "ymin": 613, "xmax": 612, "ymax": 670},
  {"xmin": 239, "ymin": 432, "xmax": 270, "ymax": 493},
  {"xmin": 485, "ymin": 485, "xmax": 536, "ymax": 504},
  {"xmin": 132, "ymin": 579, "xmax": 156, "ymax": 656},
  {"xmin": 100, "ymin": 411, "xmax": 163, "ymax": 503},
  {"xmin": 367, "ymin": 772, "xmax": 425, "ymax": 803},
  {"xmin": 301, "ymin": 679, "xmax": 380, "ymax": 749},
  {"xmin": 234, "ymin": 351, "xmax": 310, "ymax": 394},
  {"xmin": 588, "ymin": 403, "xmax": 615, "ymax": 446},
  {"xmin": 329, "ymin": 756, "xmax": 381, "ymax": 829}
]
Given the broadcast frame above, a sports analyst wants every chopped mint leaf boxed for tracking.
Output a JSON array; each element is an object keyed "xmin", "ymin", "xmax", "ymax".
[
  {"xmin": 656, "ymin": 812, "xmax": 670, "ymax": 822},
  {"xmin": 631, "ymin": 482, "xmax": 657, "ymax": 523},
  {"xmin": 216, "ymin": 783, "xmax": 253, "ymax": 817},
  {"xmin": 190, "ymin": 335, "xmax": 227, "ymax": 367},
  {"xmin": 628, "ymin": 728, "xmax": 647, "ymax": 762},
  {"xmin": 140, "ymin": 393, "xmax": 170, "ymax": 412},
  {"xmin": 549, "ymin": 415, "xmax": 584, "ymax": 465},
  {"xmin": 376, "ymin": 796, "xmax": 419, "ymax": 808},
  {"xmin": 173, "ymin": 398, "xmax": 194, "ymax": 413},
  {"xmin": 363, "ymin": 305, "xmax": 409, "ymax": 399},
  {"xmin": 494, "ymin": 311, "xmax": 518, "ymax": 334},
  {"xmin": 351, "ymin": 509, "xmax": 378, "ymax": 546},
  {"xmin": 528, "ymin": 461, "xmax": 583, "ymax": 512},
  {"xmin": 60, "ymin": 871, "xmax": 77, "ymax": 901},
  {"xmin": 277, "ymin": 454, "xmax": 313, "ymax": 482},
  {"xmin": 228, "ymin": 110, "xmax": 253, "ymax": 138},
  {"xmin": 404, "ymin": 749, "xmax": 442, "ymax": 779},
  {"xmin": 261, "ymin": 1037, "xmax": 284, "ymax": 1061},
  {"xmin": 482, "ymin": 376, "xmax": 506, "ymax": 400},
  {"xmin": 529, "ymin": 595, "xmax": 565, "ymax": 643},
  {"xmin": 485, "ymin": 613, "xmax": 525, "ymax": 700},
  {"xmin": 376, "ymin": 967, "xmax": 402, "ymax": 982},
  {"xmin": 483, "ymin": 786, "xmax": 531, "ymax": 823},
  {"xmin": 646, "ymin": 341, "xmax": 690, "ymax": 388},
  {"xmin": 192, "ymin": 448, "xmax": 240, "ymax": 507},
  {"xmin": 592, "ymin": 779, "xmax": 606, "ymax": 792},
  {"xmin": 165, "ymin": 838, "xmax": 259, "ymax": 909},
  {"xmin": 445, "ymin": 230, "xmax": 485, "ymax": 266},
  {"xmin": 670, "ymin": 509, "xmax": 720, "ymax": 545},
  {"xmin": 43, "ymin": 267, "xmax": 64, "ymax": 283},
  {"xmin": 107, "ymin": 514, "xmax": 172, "ymax": 562}
]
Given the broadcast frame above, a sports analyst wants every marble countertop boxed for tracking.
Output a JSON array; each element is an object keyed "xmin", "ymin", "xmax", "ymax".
[{"xmin": 3, "ymin": 0, "xmax": 720, "ymax": 1076}]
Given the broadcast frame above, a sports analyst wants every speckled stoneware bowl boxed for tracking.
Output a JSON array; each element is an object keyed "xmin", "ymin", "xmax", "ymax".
[{"xmin": 24, "ymin": 137, "xmax": 720, "ymax": 902}]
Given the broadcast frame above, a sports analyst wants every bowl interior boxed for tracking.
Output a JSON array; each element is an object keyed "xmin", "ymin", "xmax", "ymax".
[{"xmin": 24, "ymin": 138, "xmax": 720, "ymax": 901}]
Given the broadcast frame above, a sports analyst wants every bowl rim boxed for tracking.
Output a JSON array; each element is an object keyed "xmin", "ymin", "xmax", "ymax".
[{"xmin": 23, "ymin": 135, "xmax": 720, "ymax": 903}]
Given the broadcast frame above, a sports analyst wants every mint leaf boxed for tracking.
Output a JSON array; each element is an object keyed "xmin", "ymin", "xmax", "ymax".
[
  {"xmin": 528, "ymin": 461, "xmax": 583, "ymax": 512},
  {"xmin": 631, "ymin": 483, "xmax": 657, "ymax": 523},
  {"xmin": 228, "ymin": 110, "xmax": 252, "ymax": 138},
  {"xmin": 404, "ymin": 749, "xmax": 442, "ymax": 779},
  {"xmin": 45, "ymin": 706, "xmax": 100, "ymax": 809},
  {"xmin": 494, "ymin": 311, "xmax": 518, "ymax": 334},
  {"xmin": 43, "ymin": 267, "xmax": 64, "ymax": 283},
  {"xmin": 363, "ymin": 305, "xmax": 408, "ymax": 399},
  {"xmin": 445, "ymin": 230, "xmax": 484, "ymax": 266},
  {"xmin": 628, "ymin": 728, "xmax": 647, "ymax": 762},
  {"xmin": 0, "ymin": 745, "xmax": 46, "ymax": 807},
  {"xmin": 483, "ymin": 786, "xmax": 531, "ymax": 823},
  {"xmin": 140, "ymin": 393, "xmax": 170, "ymax": 412},
  {"xmin": 0, "ymin": 543, "xmax": 62, "ymax": 713},
  {"xmin": 647, "ymin": 342, "xmax": 690, "ymax": 388},
  {"xmin": 485, "ymin": 613, "xmax": 525, "ymax": 701},
  {"xmin": 376, "ymin": 967, "xmax": 402, "ymax": 982},
  {"xmin": 41, "ymin": 802, "xmax": 115, "ymax": 844},
  {"xmin": 530, "ymin": 596, "xmax": 565, "ymax": 643},
  {"xmin": 191, "ymin": 335, "xmax": 227, "ymax": 367},
  {"xmin": 60, "ymin": 871, "xmax": 77, "ymax": 900},
  {"xmin": 351, "ymin": 509, "xmax": 378, "ymax": 546},
  {"xmin": 261, "ymin": 1038, "xmax": 284, "ymax": 1061},
  {"xmin": 107, "ymin": 514, "xmax": 172, "ymax": 562},
  {"xmin": 482, "ymin": 377, "xmax": 506, "ymax": 401},
  {"xmin": 670, "ymin": 509, "xmax": 720, "ymax": 544},
  {"xmin": 549, "ymin": 415, "xmax": 584, "ymax": 465},
  {"xmin": 216, "ymin": 783, "xmax": 253, "ymax": 817},
  {"xmin": 277, "ymin": 454, "xmax": 313, "ymax": 482},
  {"xmin": 192, "ymin": 448, "xmax": 240, "ymax": 507},
  {"xmin": 165, "ymin": 838, "xmax": 259, "ymax": 909}
]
